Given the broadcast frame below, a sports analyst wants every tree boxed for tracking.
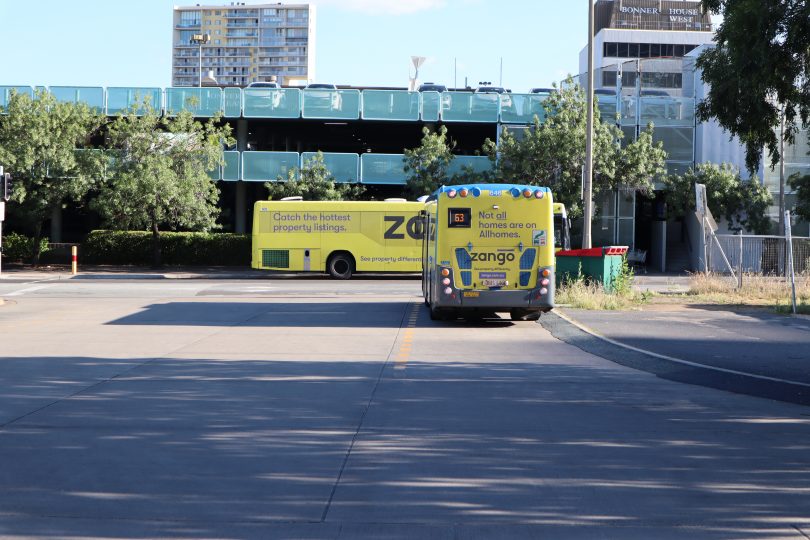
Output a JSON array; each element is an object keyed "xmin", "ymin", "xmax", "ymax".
[
  {"xmin": 95, "ymin": 101, "xmax": 234, "ymax": 266},
  {"xmin": 788, "ymin": 173, "xmax": 810, "ymax": 222},
  {"xmin": 265, "ymin": 152, "xmax": 365, "ymax": 201},
  {"xmin": 487, "ymin": 82, "xmax": 666, "ymax": 218},
  {"xmin": 0, "ymin": 89, "xmax": 105, "ymax": 263},
  {"xmin": 696, "ymin": 0, "xmax": 809, "ymax": 173},
  {"xmin": 403, "ymin": 126, "xmax": 455, "ymax": 198},
  {"xmin": 663, "ymin": 163, "xmax": 773, "ymax": 234}
]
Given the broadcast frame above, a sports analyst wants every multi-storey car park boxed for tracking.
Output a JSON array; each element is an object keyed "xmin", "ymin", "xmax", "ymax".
[
  {"xmin": 1, "ymin": 83, "xmax": 807, "ymax": 271},
  {"xmin": 0, "ymin": 83, "xmax": 696, "ymax": 263}
]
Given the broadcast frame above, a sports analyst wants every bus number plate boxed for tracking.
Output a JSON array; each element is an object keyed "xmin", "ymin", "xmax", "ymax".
[
  {"xmin": 481, "ymin": 279, "xmax": 507, "ymax": 288},
  {"xmin": 463, "ymin": 291, "xmax": 480, "ymax": 298}
]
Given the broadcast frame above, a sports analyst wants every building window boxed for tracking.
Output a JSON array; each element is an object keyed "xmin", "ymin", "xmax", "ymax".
[
  {"xmin": 639, "ymin": 43, "xmax": 650, "ymax": 57},
  {"xmin": 604, "ymin": 41, "xmax": 701, "ymax": 59}
]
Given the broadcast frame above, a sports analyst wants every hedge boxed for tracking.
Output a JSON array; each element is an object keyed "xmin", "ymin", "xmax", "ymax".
[
  {"xmin": 82, "ymin": 230, "xmax": 251, "ymax": 266},
  {"xmin": 0, "ymin": 233, "xmax": 50, "ymax": 263}
]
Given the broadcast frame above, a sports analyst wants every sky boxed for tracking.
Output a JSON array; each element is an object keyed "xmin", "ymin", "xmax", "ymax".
[{"xmin": 0, "ymin": 0, "xmax": 714, "ymax": 92}]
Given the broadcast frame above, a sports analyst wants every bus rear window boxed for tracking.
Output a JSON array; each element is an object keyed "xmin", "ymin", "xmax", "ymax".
[{"xmin": 448, "ymin": 208, "xmax": 471, "ymax": 228}]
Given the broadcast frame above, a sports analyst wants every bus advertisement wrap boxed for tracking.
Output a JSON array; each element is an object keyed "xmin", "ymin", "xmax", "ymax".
[
  {"xmin": 422, "ymin": 184, "xmax": 555, "ymax": 321},
  {"xmin": 252, "ymin": 200, "xmax": 425, "ymax": 279}
]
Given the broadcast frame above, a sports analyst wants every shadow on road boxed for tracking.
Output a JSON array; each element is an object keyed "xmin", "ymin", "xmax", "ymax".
[
  {"xmin": 0, "ymin": 355, "xmax": 809, "ymax": 538},
  {"xmin": 105, "ymin": 301, "xmax": 517, "ymax": 329}
]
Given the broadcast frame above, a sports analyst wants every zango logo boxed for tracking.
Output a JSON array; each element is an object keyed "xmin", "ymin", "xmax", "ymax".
[
  {"xmin": 470, "ymin": 252, "xmax": 516, "ymax": 265},
  {"xmin": 384, "ymin": 215, "xmax": 424, "ymax": 240}
]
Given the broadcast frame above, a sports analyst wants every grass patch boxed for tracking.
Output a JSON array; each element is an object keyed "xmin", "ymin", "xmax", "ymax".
[
  {"xmin": 556, "ymin": 257, "xmax": 652, "ymax": 310},
  {"xmin": 556, "ymin": 279, "xmax": 652, "ymax": 310},
  {"xmin": 688, "ymin": 272, "xmax": 810, "ymax": 311}
]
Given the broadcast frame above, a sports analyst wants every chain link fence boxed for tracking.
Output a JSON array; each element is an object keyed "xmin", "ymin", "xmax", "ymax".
[{"xmin": 709, "ymin": 235, "xmax": 810, "ymax": 276}]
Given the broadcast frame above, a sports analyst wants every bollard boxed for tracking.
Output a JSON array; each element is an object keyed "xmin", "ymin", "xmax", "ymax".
[{"xmin": 71, "ymin": 245, "xmax": 77, "ymax": 275}]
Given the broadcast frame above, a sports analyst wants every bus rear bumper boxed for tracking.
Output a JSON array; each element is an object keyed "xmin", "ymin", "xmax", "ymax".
[{"xmin": 434, "ymin": 288, "xmax": 554, "ymax": 311}]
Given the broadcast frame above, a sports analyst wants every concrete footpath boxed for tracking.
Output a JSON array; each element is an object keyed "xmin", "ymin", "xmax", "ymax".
[{"xmin": 542, "ymin": 305, "xmax": 810, "ymax": 406}]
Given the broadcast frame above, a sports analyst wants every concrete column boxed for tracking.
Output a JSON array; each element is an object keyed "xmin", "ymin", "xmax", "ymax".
[
  {"xmin": 235, "ymin": 119, "xmax": 248, "ymax": 234},
  {"xmin": 50, "ymin": 206, "xmax": 62, "ymax": 243}
]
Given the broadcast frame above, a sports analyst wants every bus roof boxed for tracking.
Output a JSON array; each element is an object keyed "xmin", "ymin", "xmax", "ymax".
[{"xmin": 432, "ymin": 184, "xmax": 551, "ymax": 196}]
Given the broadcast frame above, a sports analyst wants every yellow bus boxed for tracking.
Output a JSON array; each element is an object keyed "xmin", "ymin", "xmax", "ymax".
[
  {"xmin": 421, "ymin": 184, "xmax": 555, "ymax": 321},
  {"xmin": 252, "ymin": 199, "xmax": 424, "ymax": 279}
]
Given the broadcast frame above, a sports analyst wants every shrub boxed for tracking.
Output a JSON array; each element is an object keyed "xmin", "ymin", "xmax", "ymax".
[
  {"xmin": 82, "ymin": 230, "xmax": 251, "ymax": 266},
  {"xmin": 1, "ymin": 232, "xmax": 49, "ymax": 263}
]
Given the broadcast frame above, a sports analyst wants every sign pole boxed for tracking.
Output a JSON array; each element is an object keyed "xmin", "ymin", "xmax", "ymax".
[{"xmin": 785, "ymin": 211, "xmax": 797, "ymax": 314}]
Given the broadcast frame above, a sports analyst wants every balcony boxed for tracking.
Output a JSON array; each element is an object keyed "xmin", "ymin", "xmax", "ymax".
[
  {"xmin": 227, "ymin": 30, "xmax": 258, "ymax": 37},
  {"xmin": 225, "ymin": 10, "xmax": 259, "ymax": 18}
]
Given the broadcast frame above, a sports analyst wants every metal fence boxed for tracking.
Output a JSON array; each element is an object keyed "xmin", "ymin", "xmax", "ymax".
[{"xmin": 710, "ymin": 235, "xmax": 810, "ymax": 276}]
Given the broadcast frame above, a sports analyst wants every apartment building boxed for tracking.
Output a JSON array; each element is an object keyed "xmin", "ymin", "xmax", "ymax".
[{"xmin": 172, "ymin": 2, "xmax": 315, "ymax": 87}]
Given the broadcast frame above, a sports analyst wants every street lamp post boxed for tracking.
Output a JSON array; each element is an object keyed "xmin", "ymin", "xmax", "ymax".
[
  {"xmin": 583, "ymin": 0, "xmax": 595, "ymax": 249},
  {"xmin": 191, "ymin": 33, "xmax": 211, "ymax": 88}
]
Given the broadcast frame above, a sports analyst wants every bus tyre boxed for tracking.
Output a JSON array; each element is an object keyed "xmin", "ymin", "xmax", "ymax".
[
  {"xmin": 510, "ymin": 309, "xmax": 541, "ymax": 321},
  {"xmin": 430, "ymin": 305, "xmax": 451, "ymax": 321},
  {"xmin": 328, "ymin": 253, "xmax": 354, "ymax": 280}
]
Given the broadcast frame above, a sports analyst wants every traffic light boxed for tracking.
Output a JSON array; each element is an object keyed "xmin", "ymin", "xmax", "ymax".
[{"xmin": 2, "ymin": 172, "xmax": 11, "ymax": 202}]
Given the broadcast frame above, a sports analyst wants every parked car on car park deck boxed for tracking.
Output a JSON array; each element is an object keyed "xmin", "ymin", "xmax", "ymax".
[{"xmin": 305, "ymin": 83, "xmax": 342, "ymax": 110}]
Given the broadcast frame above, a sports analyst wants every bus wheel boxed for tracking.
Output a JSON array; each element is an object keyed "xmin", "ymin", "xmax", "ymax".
[
  {"xmin": 328, "ymin": 253, "xmax": 354, "ymax": 280},
  {"xmin": 510, "ymin": 309, "xmax": 541, "ymax": 321}
]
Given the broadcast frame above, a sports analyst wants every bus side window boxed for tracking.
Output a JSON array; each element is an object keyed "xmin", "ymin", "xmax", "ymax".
[{"xmin": 554, "ymin": 216, "xmax": 563, "ymax": 249}]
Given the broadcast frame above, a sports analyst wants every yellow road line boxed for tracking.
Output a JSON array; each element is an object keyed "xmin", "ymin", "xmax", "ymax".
[{"xmin": 395, "ymin": 304, "xmax": 420, "ymax": 369}]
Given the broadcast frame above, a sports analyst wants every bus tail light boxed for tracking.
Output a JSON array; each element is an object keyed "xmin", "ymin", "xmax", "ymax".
[
  {"xmin": 542, "ymin": 269, "xmax": 551, "ymax": 278},
  {"xmin": 444, "ymin": 287, "xmax": 453, "ymax": 295},
  {"xmin": 540, "ymin": 287, "xmax": 549, "ymax": 295},
  {"xmin": 541, "ymin": 278, "xmax": 550, "ymax": 286},
  {"xmin": 441, "ymin": 268, "xmax": 450, "ymax": 277},
  {"xmin": 535, "ymin": 190, "xmax": 544, "ymax": 199},
  {"xmin": 523, "ymin": 189, "xmax": 532, "ymax": 198},
  {"xmin": 447, "ymin": 189, "xmax": 457, "ymax": 198},
  {"xmin": 459, "ymin": 188, "xmax": 469, "ymax": 198},
  {"xmin": 442, "ymin": 278, "xmax": 451, "ymax": 286}
]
